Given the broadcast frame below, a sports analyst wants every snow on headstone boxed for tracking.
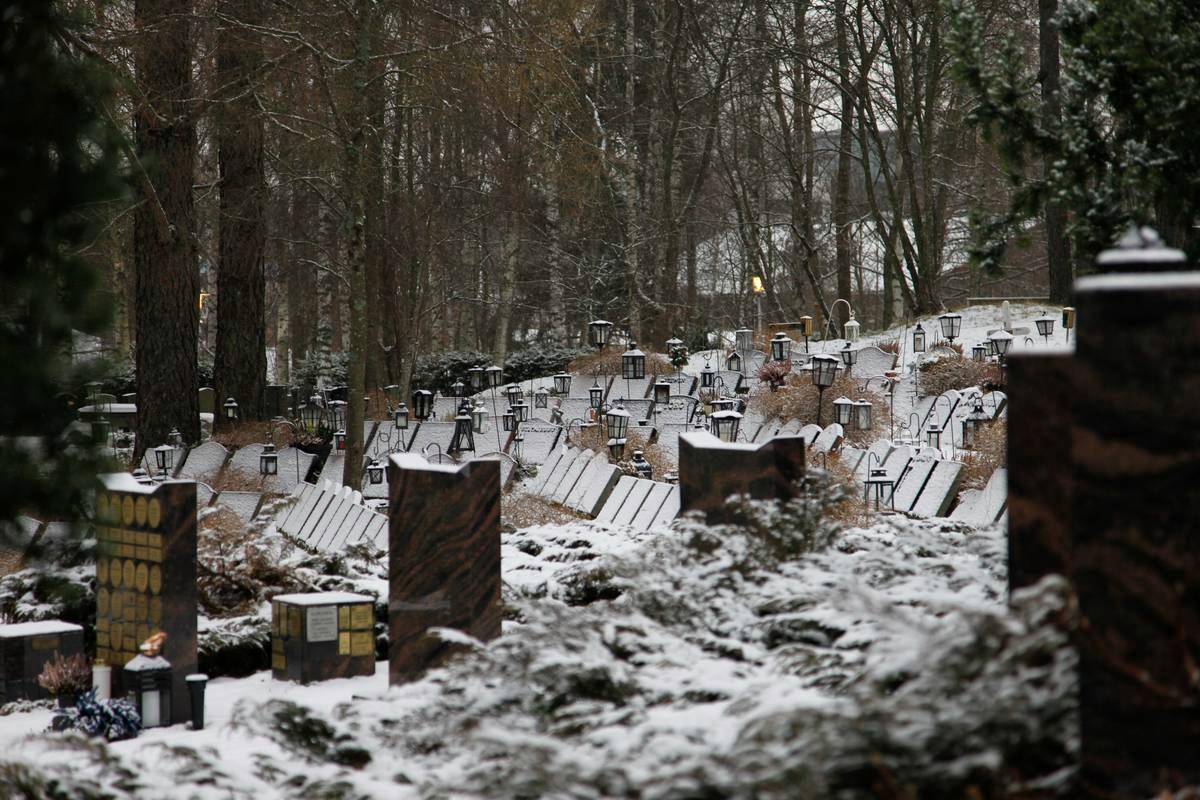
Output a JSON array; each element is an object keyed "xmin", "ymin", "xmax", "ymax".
[
  {"xmin": 798, "ymin": 424, "xmax": 823, "ymax": 446},
  {"xmin": 611, "ymin": 478, "xmax": 655, "ymax": 527},
  {"xmin": 631, "ymin": 482, "xmax": 674, "ymax": 531},
  {"xmin": 909, "ymin": 460, "xmax": 963, "ymax": 518},
  {"xmin": 177, "ymin": 441, "xmax": 230, "ymax": 484},
  {"xmin": 595, "ymin": 476, "xmax": 637, "ymax": 525},
  {"xmin": 812, "ymin": 423, "xmax": 844, "ymax": 454},
  {"xmin": 891, "ymin": 454, "xmax": 939, "ymax": 513},
  {"xmin": 852, "ymin": 345, "xmax": 897, "ymax": 379}
]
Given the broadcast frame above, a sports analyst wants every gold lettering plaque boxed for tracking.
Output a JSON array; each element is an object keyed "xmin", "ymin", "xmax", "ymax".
[
  {"xmin": 136, "ymin": 594, "xmax": 148, "ymax": 622},
  {"xmin": 350, "ymin": 604, "xmax": 372, "ymax": 630},
  {"xmin": 122, "ymin": 560, "xmax": 135, "ymax": 587},
  {"xmin": 111, "ymin": 591, "xmax": 124, "ymax": 617},
  {"xmin": 121, "ymin": 496, "xmax": 134, "ymax": 526},
  {"xmin": 350, "ymin": 632, "xmax": 373, "ymax": 657},
  {"xmin": 136, "ymin": 563, "xmax": 148, "ymax": 592},
  {"xmin": 149, "ymin": 566, "xmax": 162, "ymax": 594},
  {"xmin": 338, "ymin": 606, "xmax": 349, "ymax": 630},
  {"xmin": 148, "ymin": 498, "xmax": 161, "ymax": 529},
  {"xmin": 338, "ymin": 632, "xmax": 351, "ymax": 655},
  {"xmin": 134, "ymin": 497, "xmax": 147, "ymax": 527},
  {"xmin": 272, "ymin": 653, "xmax": 286, "ymax": 671},
  {"xmin": 97, "ymin": 587, "xmax": 109, "ymax": 614},
  {"xmin": 97, "ymin": 558, "xmax": 109, "ymax": 585},
  {"xmin": 30, "ymin": 635, "xmax": 60, "ymax": 651},
  {"xmin": 288, "ymin": 607, "xmax": 302, "ymax": 639}
]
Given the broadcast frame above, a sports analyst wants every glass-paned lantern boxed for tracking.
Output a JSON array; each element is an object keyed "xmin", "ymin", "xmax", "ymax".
[
  {"xmin": 502, "ymin": 408, "xmax": 516, "ymax": 432},
  {"xmin": 384, "ymin": 384, "xmax": 401, "ymax": 406},
  {"xmin": 124, "ymin": 640, "xmax": 172, "ymax": 728},
  {"xmin": 505, "ymin": 383, "xmax": 523, "ymax": 406},
  {"xmin": 467, "ymin": 367, "xmax": 485, "ymax": 392},
  {"xmin": 608, "ymin": 437, "xmax": 626, "ymax": 460},
  {"xmin": 654, "ymin": 380, "xmax": 671, "ymax": 405},
  {"xmin": 844, "ymin": 313, "xmax": 861, "ymax": 342},
  {"xmin": 553, "ymin": 373, "xmax": 572, "ymax": 395},
  {"xmin": 168, "ymin": 427, "xmax": 183, "ymax": 447},
  {"xmin": 810, "ymin": 354, "xmax": 839, "ymax": 389},
  {"xmin": 534, "ymin": 386, "xmax": 550, "ymax": 408},
  {"xmin": 926, "ymin": 423, "xmax": 942, "ymax": 450},
  {"xmin": 589, "ymin": 380, "xmax": 604, "ymax": 409},
  {"xmin": 412, "ymin": 389, "xmax": 434, "ymax": 421},
  {"xmin": 989, "ymin": 329, "xmax": 1013, "ymax": 356},
  {"xmin": 393, "ymin": 402, "xmax": 409, "ymax": 430},
  {"xmin": 334, "ymin": 429, "xmax": 347, "ymax": 452},
  {"xmin": 770, "ymin": 333, "xmax": 792, "ymax": 362},
  {"xmin": 735, "ymin": 328, "xmax": 754, "ymax": 353},
  {"xmin": 328, "ymin": 400, "xmax": 347, "ymax": 431},
  {"xmin": 605, "ymin": 404, "xmax": 631, "ymax": 440},
  {"xmin": 726, "ymin": 350, "xmax": 743, "ymax": 372},
  {"xmin": 450, "ymin": 380, "xmax": 466, "ymax": 399},
  {"xmin": 665, "ymin": 336, "xmax": 684, "ymax": 354},
  {"xmin": 588, "ymin": 319, "xmax": 614, "ymax": 349},
  {"xmin": 712, "ymin": 397, "xmax": 735, "ymax": 414},
  {"xmin": 223, "ymin": 397, "xmax": 239, "ymax": 421},
  {"xmin": 972, "ymin": 343, "xmax": 989, "ymax": 362},
  {"xmin": 865, "ymin": 467, "xmax": 895, "ymax": 510},
  {"xmin": 700, "ymin": 363, "xmax": 715, "ymax": 388},
  {"xmin": 631, "ymin": 450, "xmax": 652, "ymax": 479},
  {"xmin": 513, "ymin": 400, "xmax": 530, "ymax": 423},
  {"xmin": 1036, "ymin": 316, "xmax": 1055, "ymax": 340},
  {"xmin": 961, "ymin": 399, "xmax": 990, "ymax": 449},
  {"xmin": 300, "ymin": 394, "xmax": 324, "ymax": 432},
  {"xmin": 153, "ymin": 443, "xmax": 174, "ymax": 473},
  {"xmin": 840, "ymin": 344, "xmax": 858, "ymax": 369},
  {"xmin": 912, "ymin": 323, "xmax": 926, "ymax": 353},
  {"xmin": 711, "ymin": 409, "xmax": 742, "ymax": 442},
  {"xmin": 367, "ymin": 460, "xmax": 384, "ymax": 484},
  {"xmin": 1062, "ymin": 306, "xmax": 1076, "ymax": 331},
  {"xmin": 485, "ymin": 365, "xmax": 503, "ymax": 389},
  {"xmin": 449, "ymin": 407, "xmax": 476, "ymax": 454},
  {"xmin": 799, "ymin": 316, "xmax": 814, "ymax": 337},
  {"xmin": 472, "ymin": 400, "xmax": 488, "ymax": 433},
  {"xmin": 91, "ymin": 416, "xmax": 111, "ymax": 444},
  {"xmin": 260, "ymin": 443, "xmax": 278, "ymax": 475},
  {"xmin": 622, "ymin": 344, "xmax": 646, "ymax": 380},
  {"xmin": 832, "ymin": 397, "xmax": 853, "ymax": 426},
  {"xmin": 853, "ymin": 399, "xmax": 873, "ymax": 431},
  {"xmin": 938, "ymin": 312, "xmax": 962, "ymax": 342}
]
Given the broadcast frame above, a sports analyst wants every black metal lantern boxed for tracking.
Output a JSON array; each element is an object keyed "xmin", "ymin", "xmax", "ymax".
[
  {"xmin": 833, "ymin": 397, "xmax": 853, "ymax": 427},
  {"xmin": 700, "ymin": 363, "xmax": 715, "ymax": 388},
  {"xmin": 534, "ymin": 386, "xmax": 550, "ymax": 408},
  {"xmin": 961, "ymin": 398, "xmax": 990, "ymax": 449},
  {"xmin": 989, "ymin": 329, "xmax": 1013, "ymax": 357},
  {"xmin": 605, "ymin": 404, "xmax": 631, "ymax": 440},
  {"xmin": 608, "ymin": 437, "xmax": 626, "ymax": 460},
  {"xmin": 912, "ymin": 323, "xmax": 926, "ymax": 353},
  {"xmin": 334, "ymin": 429, "xmax": 347, "ymax": 452},
  {"xmin": 505, "ymin": 383, "xmax": 523, "ymax": 406},
  {"xmin": 367, "ymin": 459, "xmax": 384, "ymax": 484},
  {"xmin": 300, "ymin": 394, "xmax": 324, "ymax": 432},
  {"xmin": 328, "ymin": 400, "xmax": 347, "ymax": 431},
  {"xmin": 810, "ymin": 354, "xmax": 839, "ymax": 389},
  {"xmin": 449, "ymin": 406, "xmax": 476, "ymax": 454},
  {"xmin": 622, "ymin": 344, "xmax": 646, "ymax": 380},
  {"xmin": 631, "ymin": 449, "xmax": 653, "ymax": 479},
  {"xmin": 553, "ymin": 373, "xmax": 572, "ymax": 395},
  {"xmin": 589, "ymin": 380, "xmax": 604, "ymax": 409},
  {"xmin": 1035, "ymin": 315, "xmax": 1055, "ymax": 344},
  {"xmin": 770, "ymin": 333, "xmax": 792, "ymax": 362},
  {"xmin": 450, "ymin": 380, "xmax": 466, "ymax": 399},
  {"xmin": 865, "ymin": 467, "xmax": 895, "ymax": 510},
  {"xmin": 938, "ymin": 312, "xmax": 962, "ymax": 342},
  {"xmin": 972, "ymin": 343, "xmax": 989, "ymax": 362},
  {"xmin": 124, "ymin": 644, "xmax": 172, "ymax": 728},
  {"xmin": 168, "ymin": 427, "xmax": 183, "ymax": 447},
  {"xmin": 485, "ymin": 365, "xmax": 503, "ymax": 389},
  {"xmin": 513, "ymin": 400, "xmax": 530, "ymax": 423},
  {"xmin": 472, "ymin": 400, "xmax": 488, "ymax": 433},
  {"xmin": 840, "ymin": 343, "xmax": 858, "ymax": 370},
  {"xmin": 588, "ymin": 319, "xmax": 614, "ymax": 349},
  {"xmin": 468, "ymin": 366, "xmax": 485, "ymax": 392},
  {"xmin": 853, "ymin": 399, "xmax": 873, "ymax": 431},
  {"xmin": 153, "ymin": 443, "xmax": 174, "ymax": 473},
  {"xmin": 726, "ymin": 350, "xmax": 743, "ymax": 372},
  {"xmin": 412, "ymin": 389, "xmax": 434, "ymax": 421},
  {"xmin": 502, "ymin": 408, "xmax": 516, "ymax": 432},
  {"xmin": 223, "ymin": 397, "xmax": 239, "ymax": 421},
  {"xmin": 653, "ymin": 380, "xmax": 671, "ymax": 405},
  {"xmin": 260, "ymin": 443, "xmax": 278, "ymax": 475},
  {"xmin": 926, "ymin": 422, "xmax": 942, "ymax": 450},
  {"xmin": 735, "ymin": 328, "xmax": 754, "ymax": 353},
  {"xmin": 711, "ymin": 409, "xmax": 742, "ymax": 442},
  {"xmin": 393, "ymin": 402, "xmax": 410, "ymax": 430}
]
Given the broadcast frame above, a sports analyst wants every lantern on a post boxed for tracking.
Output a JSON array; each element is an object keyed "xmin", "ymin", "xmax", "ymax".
[
  {"xmin": 770, "ymin": 333, "xmax": 792, "ymax": 362},
  {"xmin": 513, "ymin": 400, "xmax": 530, "ymax": 423},
  {"xmin": 622, "ymin": 344, "xmax": 646, "ymax": 380},
  {"xmin": 124, "ymin": 633, "xmax": 171, "ymax": 728},
  {"xmin": 938, "ymin": 312, "xmax": 962, "ymax": 343},
  {"xmin": 411, "ymin": 389, "xmax": 434, "ymax": 421},
  {"xmin": 833, "ymin": 397, "xmax": 853, "ymax": 427},
  {"xmin": 843, "ymin": 312, "xmax": 861, "ymax": 342},
  {"xmin": 259, "ymin": 443, "xmax": 278, "ymax": 475},
  {"xmin": 153, "ymin": 443, "xmax": 174, "ymax": 474},
  {"xmin": 726, "ymin": 350, "xmax": 743, "ymax": 373},
  {"xmin": 223, "ymin": 397, "xmax": 239, "ymax": 421},
  {"xmin": 840, "ymin": 343, "xmax": 858, "ymax": 372},
  {"xmin": 853, "ymin": 399, "xmax": 873, "ymax": 431},
  {"xmin": 505, "ymin": 383, "xmax": 523, "ymax": 406},
  {"xmin": 810, "ymin": 353, "xmax": 839, "ymax": 426},
  {"xmin": 799, "ymin": 315, "xmax": 813, "ymax": 352},
  {"xmin": 653, "ymin": 380, "xmax": 671, "ymax": 405},
  {"xmin": 912, "ymin": 323, "xmax": 926, "ymax": 353},
  {"xmin": 989, "ymin": 329, "xmax": 1013, "ymax": 357},
  {"xmin": 553, "ymin": 373, "xmax": 572, "ymax": 395},
  {"xmin": 1062, "ymin": 306, "xmax": 1076, "ymax": 343},
  {"xmin": 334, "ymin": 429, "xmax": 347, "ymax": 452},
  {"xmin": 450, "ymin": 380, "xmax": 466, "ymax": 399},
  {"xmin": 961, "ymin": 398, "xmax": 991, "ymax": 449},
  {"xmin": 865, "ymin": 467, "xmax": 895, "ymax": 510},
  {"xmin": 735, "ymin": 328, "xmax": 754, "ymax": 353},
  {"xmin": 327, "ymin": 400, "xmax": 347, "ymax": 431},
  {"xmin": 631, "ymin": 449, "xmax": 653, "ymax": 479},
  {"xmin": 588, "ymin": 319, "xmax": 614, "ymax": 349},
  {"xmin": 393, "ymin": 402, "xmax": 409, "ymax": 430},
  {"xmin": 468, "ymin": 366, "xmax": 485, "ymax": 392},
  {"xmin": 300, "ymin": 395, "xmax": 324, "ymax": 433},
  {"xmin": 367, "ymin": 460, "xmax": 384, "ymax": 485},
  {"xmin": 972, "ymin": 343, "xmax": 989, "ymax": 362},
  {"xmin": 502, "ymin": 408, "xmax": 516, "ymax": 432},
  {"xmin": 1035, "ymin": 316, "xmax": 1055, "ymax": 345},
  {"xmin": 448, "ymin": 404, "xmax": 476, "ymax": 455},
  {"xmin": 605, "ymin": 404, "xmax": 631, "ymax": 440},
  {"xmin": 534, "ymin": 387, "xmax": 550, "ymax": 409},
  {"xmin": 485, "ymin": 365, "xmax": 503, "ymax": 389},
  {"xmin": 700, "ymin": 363, "xmax": 715, "ymax": 388},
  {"xmin": 472, "ymin": 400, "xmax": 488, "ymax": 433},
  {"xmin": 926, "ymin": 422, "xmax": 942, "ymax": 450},
  {"xmin": 711, "ymin": 408, "xmax": 742, "ymax": 442},
  {"xmin": 91, "ymin": 416, "xmax": 111, "ymax": 445},
  {"xmin": 589, "ymin": 379, "xmax": 604, "ymax": 409}
]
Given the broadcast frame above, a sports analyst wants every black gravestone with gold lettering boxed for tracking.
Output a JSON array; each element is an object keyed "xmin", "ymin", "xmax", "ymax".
[
  {"xmin": 271, "ymin": 592, "xmax": 375, "ymax": 683},
  {"xmin": 94, "ymin": 474, "xmax": 197, "ymax": 718},
  {"xmin": 0, "ymin": 621, "xmax": 84, "ymax": 703}
]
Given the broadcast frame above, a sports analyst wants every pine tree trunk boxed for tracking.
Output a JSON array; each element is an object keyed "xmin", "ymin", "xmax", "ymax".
[
  {"xmin": 134, "ymin": 0, "xmax": 199, "ymax": 452},
  {"xmin": 213, "ymin": 0, "xmax": 267, "ymax": 426},
  {"xmin": 1040, "ymin": 0, "xmax": 1072, "ymax": 304},
  {"xmin": 833, "ymin": 0, "xmax": 854, "ymax": 330}
]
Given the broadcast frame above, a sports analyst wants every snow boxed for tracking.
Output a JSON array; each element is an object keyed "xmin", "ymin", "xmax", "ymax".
[
  {"xmin": 272, "ymin": 591, "xmax": 373, "ymax": 606},
  {"xmin": 1076, "ymin": 270, "xmax": 1200, "ymax": 289},
  {"xmin": 0, "ymin": 620, "xmax": 82, "ymax": 637}
]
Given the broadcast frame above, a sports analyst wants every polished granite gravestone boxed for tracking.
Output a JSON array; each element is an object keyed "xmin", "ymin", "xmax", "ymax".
[
  {"xmin": 0, "ymin": 621, "xmax": 84, "ymax": 703},
  {"xmin": 677, "ymin": 431, "xmax": 806, "ymax": 524},
  {"xmin": 264, "ymin": 385, "xmax": 288, "ymax": 418},
  {"xmin": 388, "ymin": 454, "xmax": 500, "ymax": 684},
  {"xmin": 271, "ymin": 592, "xmax": 375, "ymax": 683},
  {"xmin": 94, "ymin": 474, "xmax": 197, "ymax": 717}
]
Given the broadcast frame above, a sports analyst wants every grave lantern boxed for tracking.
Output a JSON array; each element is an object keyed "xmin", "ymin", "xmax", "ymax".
[
  {"xmin": 701, "ymin": 363, "xmax": 715, "ymax": 388},
  {"xmin": 124, "ymin": 635, "xmax": 172, "ymax": 728},
  {"xmin": 393, "ymin": 402, "xmax": 409, "ymax": 430},
  {"xmin": 334, "ymin": 429, "xmax": 347, "ymax": 452},
  {"xmin": 1061, "ymin": 306, "xmax": 1076, "ymax": 342},
  {"xmin": 711, "ymin": 408, "xmax": 742, "ymax": 442},
  {"xmin": 989, "ymin": 329, "xmax": 1013, "ymax": 357},
  {"xmin": 485, "ymin": 365, "xmax": 503, "ymax": 389},
  {"xmin": 300, "ymin": 395, "xmax": 324, "ymax": 432},
  {"xmin": 926, "ymin": 422, "xmax": 942, "ymax": 450},
  {"xmin": 972, "ymin": 343, "xmax": 989, "ymax": 362},
  {"xmin": 770, "ymin": 332, "xmax": 792, "ymax": 362},
  {"xmin": 726, "ymin": 350, "xmax": 743, "ymax": 373},
  {"xmin": 327, "ymin": 400, "xmax": 347, "ymax": 431},
  {"xmin": 513, "ymin": 400, "xmax": 530, "ymax": 423},
  {"xmin": 631, "ymin": 450, "xmax": 653, "ymax": 480},
  {"xmin": 85, "ymin": 380, "xmax": 104, "ymax": 405},
  {"xmin": 605, "ymin": 404, "xmax": 631, "ymax": 440},
  {"xmin": 153, "ymin": 443, "xmax": 174, "ymax": 473},
  {"xmin": 411, "ymin": 389, "xmax": 434, "ymax": 421},
  {"xmin": 938, "ymin": 312, "xmax": 962, "ymax": 343},
  {"xmin": 91, "ymin": 416, "xmax": 111, "ymax": 445},
  {"xmin": 810, "ymin": 354, "xmax": 839, "ymax": 389},
  {"xmin": 608, "ymin": 437, "xmax": 626, "ymax": 460},
  {"xmin": 833, "ymin": 397, "xmax": 853, "ymax": 427},
  {"xmin": 553, "ymin": 373, "xmax": 572, "ymax": 395},
  {"xmin": 840, "ymin": 343, "xmax": 858, "ymax": 370},
  {"xmin": 844, "ymin": 312, "xmax": 861, "ymax": 343},
  {"xmin": 259, "ymin": 443, "xmax": 278, "ymax": 476},
  {"xmin": 961, "ymin": 398, "xmax": 991, "ymax": 449},
  {"xmin": 799, "ymin": 315, "xmax": 813, "ymax": 352},
  {"xmin": 502, "ymin": 408, "xmax": 516, "ymax": 432},
  {"xmin": 367, "ymin": 460, "xmax": 384, "ymax": 485},
  {"xmin": 1035, "ymin": 315, "xmax": 1056, "ymax": 345},
  {"xmin": 654, "ymin": 380, "xmax": 671, "ymax": 405},
  {"xmin": 589, "ymin": 380, "xmax": 604, "ymax": 409},
  {"xmin": 472, "ymin": 400, "xmax": 488, "ymax": 433},
  {"xmin": 622, "ymin": 344, "xmax": 646, "ymax": 380},
  {"xmin": 712, "ymin": 397, "xmax": 736, "ymax": 415},
  {"xmin": 223, "ymin": 397, "xmax": 239, "ymax": 421},
  {"xmin": 505, "ymin": 383, "xmax": 523, "ymax": 406},
  {"xmin": 467, "ymin": 366, "xmax": 485, "ymax": 392},
  {"xmin": 865, "ymin": 467, "xmax": 895, "ymax": 510},
  {"xmin": 735, "ymin": 328, "xmax": 754, "ymax": 353},
  {"xmin": 665, "ymin": 336, "xmax": 684, "ymax": 354},
  {"xmin": 853, "ymin": 399, "xmax": 873, "ymax": 431},
  {"xmin": 912, "ymin": 323, "xmax": 926, "ymax": 353},
  {"xmin": 534, "ymin": 386, "xmax": 550, "ymax": 409},
  {"xmin": 448, "ymin": 405, "xmax": 476, "ymax": 454},
  {"xmin": 588, "ymin": 319, "xmax": 614, "ymax": 349},
  {"xmin": 168, "ymin": 427, "xmax": 183, "ymax": 448},
  {"xmin": 450, "ymin": 380, "xmax": 466, "ymax": 399}
]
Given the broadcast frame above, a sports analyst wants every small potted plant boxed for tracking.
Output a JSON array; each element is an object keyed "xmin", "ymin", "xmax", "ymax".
[{"xmin": 38, "ymin": 652, "xmax": 92, "ymax": 708}]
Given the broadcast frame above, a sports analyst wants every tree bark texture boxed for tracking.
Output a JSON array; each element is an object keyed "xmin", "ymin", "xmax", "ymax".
[{"xmin": 1040, "ymin": 0, "xmax": 1072, "ymax": 305}]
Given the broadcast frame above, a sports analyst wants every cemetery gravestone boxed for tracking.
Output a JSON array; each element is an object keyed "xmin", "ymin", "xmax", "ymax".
[
  {"xmin": 264, "ymin": 384, "xmax": 288, "ymax": 418},
  {"xmin": 94, "ymin": 474, "xmax": 197, "ymax": 717},
  {"xmin": 678, "ymin": 431, "xmax": 806, "ymax": 524},
  {"xmin": 197, "ymin": 387, "xmax": 215, "ymax": 415},
  {"xmin": 388, "ymin": 454, "xmax": 500, "ymax": 684},
  {"xmin": 0, "ymin": 621, "xmax": 84, "ymax": 703},
  {"xmin": 271, "ymin": 592, "xmax": 376, "ymax": 683}
]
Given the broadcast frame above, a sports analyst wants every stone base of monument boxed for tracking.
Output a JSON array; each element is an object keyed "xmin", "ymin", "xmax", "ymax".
[
  {"xmin": 271, "ymin": 592, "xmax": 375, "ymax": 684},
  {"xmin": 0, "ymin": 620, "xmax": 84, "ymax": 703}
]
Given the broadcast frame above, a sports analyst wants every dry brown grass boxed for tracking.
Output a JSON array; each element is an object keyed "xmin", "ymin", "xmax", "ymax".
[
  {"xmin": 876, "ymin": 338, "xmax": 900, "ymax": 354},
  {"xmin": 212, "ymin": 465, "xmax": 270, "ymax": 493},
  {"xmin": 567, "ymin": 347, "xmax": 672, "ymax": 378},
  {"xmin": 502, "ymin": 494, "xmax": 583, "ymax": 528},
  {"xmin": 959, "ymin": 418, "xmax": 1007, "ymax": 489},
  {"xmin": 918, "ymin": 354, "xmax": 1003, "ymax": 397},
  {"xmin": 197, "ymin": 506, "xmax": 304, "ymax": 616},
  {"xmin": 567, "ymin": 424, "xmax": 675, "ymax": 473},
  {"xmin": 213, "ymin": 420, "xmax": 276, "ymax": 449},
  {"xmin": 749, "ymin": 373, "xmax": 891, "ymax": 447}
]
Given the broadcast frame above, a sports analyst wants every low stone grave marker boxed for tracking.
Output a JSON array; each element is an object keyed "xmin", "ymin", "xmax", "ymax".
[
  {"xmin": 197, "ymin": 387, "xmax": 215, "ymax": 415},
  {"xmin": 388, "ymin": 454, "xmax": 500, "ymax": 684},
  {"xmin": 0, "ymin": 621, "xmax": 85, "ymax": 703},
  {"xmin": 891, "ymin": 453, "xmax": 939, "ymax": 513},
  {"xmin": 908, "ymin": 459, "xmax": 963, "ymax": 518},
  {"xmin": 678, "ymin": 431, "xmax": 806, "ymax": 524},
  {"xmin": 271, "ymin": 591, "xmax": 375, "ymax": 683}
]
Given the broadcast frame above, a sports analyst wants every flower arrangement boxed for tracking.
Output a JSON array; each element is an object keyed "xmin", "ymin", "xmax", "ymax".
[{"xmin": 37, "ymin": 652, "xmax": 92, "ymax": 697}]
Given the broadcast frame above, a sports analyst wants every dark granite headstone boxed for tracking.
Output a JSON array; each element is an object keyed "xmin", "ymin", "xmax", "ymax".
[
  {"xmin": 264, "ymin": 384, "xmax": 288, "ymax": 418},
  {"xmin": 388, "ymin": 454, "xmax": 500, "ymax": 684},
  {"xmin": 271, "ymin": 592, "xmax": 375, "ymax": 683},
  {"xmin": 197, "ymin": 387, "xmax": 215, "ymax": 415},
  {"xmin": 95, "ymin": 475, "xmax": 197, "ymax": 718},
  {"xmin": 0, "ymin": 621, "xmax": 84, "ymax": 703},
  {"xmin": 677, "ymin": 431, "xmax": 806, "ymax": 524}
]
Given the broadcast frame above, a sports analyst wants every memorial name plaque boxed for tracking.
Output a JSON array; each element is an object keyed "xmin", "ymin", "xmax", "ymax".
[
  {"xmin": 272, "ymin": 592, "xmax": 375, "ymax": 683},
  {"xmin": 0, "ymin": 621, "xmax": 84, "ymax": 703},
  {"xmin": 306, "ymin": 607, "xmax": 338, "ymax": 642}
]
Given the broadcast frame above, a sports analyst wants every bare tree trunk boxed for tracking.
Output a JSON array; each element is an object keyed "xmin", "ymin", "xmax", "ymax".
[
  {"xmin": 833, "ymin": 0, "xmax": 854, "ymax": 328},
  {"xmin": 1040, "ymin": 0, "xmax": 1072, "ymax": 304},
  {"xmin": 493, "ymin": 215, "xmax": 519, "ymax": 364}
]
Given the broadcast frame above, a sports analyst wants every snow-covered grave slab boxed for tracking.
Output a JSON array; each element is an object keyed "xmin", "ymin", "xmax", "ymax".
[
  {"xmin": 228, "ymin": 444, "xmax": 315, "ymax": 495},
  {"xmin": 799, "ymin": 424, "xmax": 823, "ymax": 446},
  {"xmin": 176, "ymin": 441, "xmax": 230, "ymax": 483},
  {"xmin": 611, "ymin": 377, "xmax": 653, "ymax": 401},
  {"xmin": 570, "ymin": 458, "xmax": 621, "ymax": 517},
  {"xmin": 653, "ymin": 371, "xmax": 698, "ymax": 398},
  {"xmin": 317, "ymin": 452, "xmax": 346, "ymax": 487},
  {"xmin": 540, "ymin": 448, "xmax": 587, "ymax": 501},
  {"xmin": 979, "ymin": 468, "xmax": 1007, "ymax": 522},
  {"xmin": 275, "ymin": 482, "xmax": 387, "ymax": 553},
  {"xmin": 630, "ymin": 482, "xmax": 674, "ymax": 530},
  {"xmin": 891, "ymin": 453, "xmax": 939, "ymax": 513},
  {"xmin": 472, "ymin": 453, "xmax": 515, "ymax": 490},
  {"xmin": 529, "ymin": 447, "xmax": 566, "ymax": 495},
  {"xmin": 650, "ymin": 484, "xmax": 681, "ymax": 527},
  {"xmin": 910, "ymin": 460, "xmax": 964, "ymax": 518},
  {"xmin": 855, "ymin": 438, "xmax": 895, "ymax": 480},
  {"xmin": 550, "ymin": 449, "xmax": 595, "ymax": 506},
  {"xmin": 922, "ymin": 390, "xmax": 962, "ymax": 432},
  {"xmin": 837, "ymin": 446, "xmax": 866, "ymax": 475},
  {"xmin": 949, "ymin": 487, "xmax": 987, "ymax": 525},
  {"xmin": 595, "ymin": 475, "xmax": 636, "ymax": 524},
  {"xmin": 850, "ymin": 344, "xmax": 897, "ymax": 379},
  {"xmin": 652, "ymin": 397, "xmax": 695, "ymax": 426},
  {"xmin": 563, "ymin": 373, "xmax": 610, "ymax": 400},
  {"xmin": 714, "ymin": 370, "xmax": 748, "ymax": 393},
  {"xmin": 195, "ymin": 482, "xmax": 214, "ymax": 509},
  {"xmin": 812, "ymin": 423, "xmax": 844, "ymax": 453},
  {"xmin": 406, "ymin": 422, "xmax": 458, "ymax": 457},
  {"xmin": 878, "ymin": 444, "xmax": 914, "ymax": 487},
  {"xmin": 627, "ymin": 423, "xmax": 657, "ymax": 446},
  {"xmin": 610, "ymin": 478, "xmax": 656, "ymax": 527},
  {"xmin": 562, "ymin": 451, "xmax": 605, "ymax": 511},
  {"xmin": 982, "ymin": 390, "xmax": 1007, "ymax": 418},
  {"xmin": 213, "ymin": 490, "xmax": 263, "ymax": 523},
  {"xmin": 653, "ymin": 424, "xmax": 691, "ymax": 463},
  {"xmin": 514, "ymin": 421, "xmax": 561, "ymax": 465}
]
